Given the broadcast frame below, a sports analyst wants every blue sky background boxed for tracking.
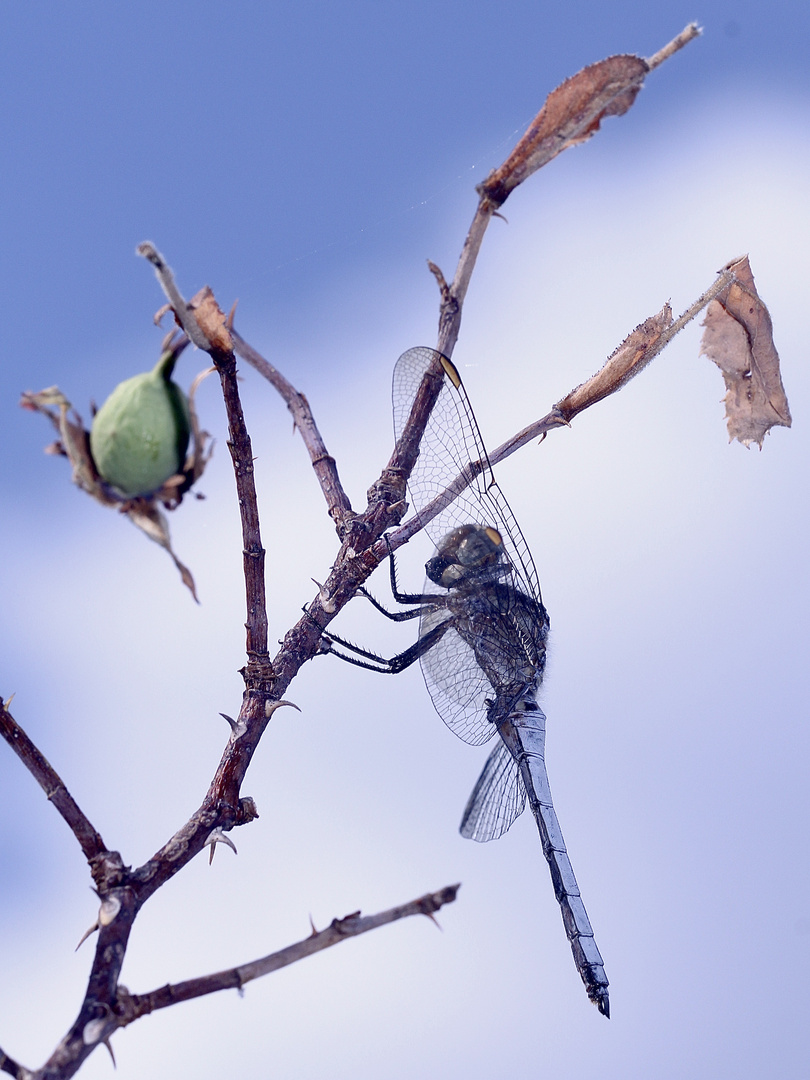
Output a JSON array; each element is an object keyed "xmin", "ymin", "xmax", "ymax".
[{"xmin": 1, "ymin": 3, "xmax": 809, "ymax": 1078}]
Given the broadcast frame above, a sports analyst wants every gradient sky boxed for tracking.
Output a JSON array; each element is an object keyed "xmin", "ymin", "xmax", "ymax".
[{"xmin": 1, "ymin": 3, "xmax": 808, "ymax": 1079}]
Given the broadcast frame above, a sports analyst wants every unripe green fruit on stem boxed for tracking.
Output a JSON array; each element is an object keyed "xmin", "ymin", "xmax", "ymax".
[{"xmin": 90, "ymin": 351, "xmax": 191, "ymax": 497}]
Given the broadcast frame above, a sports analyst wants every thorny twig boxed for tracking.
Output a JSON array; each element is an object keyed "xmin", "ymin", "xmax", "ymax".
[{"xmin": 118, "ymin": 886, "xmax": 459, "ymax": 1023}]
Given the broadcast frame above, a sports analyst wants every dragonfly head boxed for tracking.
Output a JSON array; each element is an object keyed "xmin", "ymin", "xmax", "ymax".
[{"xmin": 425, "ymin": 524, "xmax": 504, "ymax": 588}]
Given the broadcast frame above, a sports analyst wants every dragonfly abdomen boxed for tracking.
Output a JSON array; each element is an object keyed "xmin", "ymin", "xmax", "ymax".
[{"xmin": 499, "ymin": 707, "xmax": 610, "ymax": 1017}]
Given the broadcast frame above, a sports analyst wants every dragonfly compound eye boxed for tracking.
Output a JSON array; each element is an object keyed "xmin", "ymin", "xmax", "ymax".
[{"xmin": 456, "ymin": 525, "xmax": 503, "ymax": 568}]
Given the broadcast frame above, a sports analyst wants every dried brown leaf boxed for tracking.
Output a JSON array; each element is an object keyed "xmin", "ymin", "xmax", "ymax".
[
  {"xmin": 700, "ymin": 256, "xmax": 791, "ymax": 448},
  {"xmin": 189, "ymin": 286, "xmax": 233, "ymax": 353},
  {"xmin": 556, "ymin": 304, "xmax": 673, "ymax": 422},
  {"xmin": 478, "ymin": 54, "xmax": 648, "ymax": 207}
]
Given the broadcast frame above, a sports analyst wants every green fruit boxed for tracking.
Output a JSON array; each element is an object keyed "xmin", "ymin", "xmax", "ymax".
[{"xmin": 90, "ymin": 350, "xmax": 191, "ymax": 497}]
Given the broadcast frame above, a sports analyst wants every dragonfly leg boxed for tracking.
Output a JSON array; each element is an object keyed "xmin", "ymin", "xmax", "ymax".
[
  {"xmin": 385, "ymin": 536, "xmax": 437, "ymax": 606},
  {"xmin": 356, "ymin": 586, "xmax": 426, "ymax": 622},
  {"xmin": 322, "ymin": 617, "xmax": 453, "ymax": 674},
  {"xmin": 356, "ymin": 539, "xmax": 444, "ymax": 611}
]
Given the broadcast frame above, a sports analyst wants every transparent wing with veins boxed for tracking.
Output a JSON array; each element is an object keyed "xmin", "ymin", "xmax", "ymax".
[
  {"xmin": 393, "ymin": 346, "xmax": 543, "ymax": 837},
  {"xmin": 393, "ymin": 347, "xmax": 542, "ymax": 605}
]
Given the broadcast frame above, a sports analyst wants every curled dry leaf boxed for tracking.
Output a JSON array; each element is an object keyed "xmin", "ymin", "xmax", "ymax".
[
  {"xmin": 188, "ymin": 286, "xmax": 234, "ymax": 353},
  {"xmin": 20, "ymin": 335, "xmax": 215, "ymax": 600},
  {"xmin": 478, "ymin": 54, "xmax": 649, "ymax": 207},
  {"xmin": 556, "ymin": 304, "xmax": 674, "ymax": 422},
  {"xmin": 700, "ymin": 256, "xmax": 791, "ymax": 448}
]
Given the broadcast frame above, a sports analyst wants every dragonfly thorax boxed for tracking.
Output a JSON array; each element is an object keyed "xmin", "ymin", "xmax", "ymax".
[{"xmin": 425, "ymin": 524, "xmax": 505, "ymax": 589}]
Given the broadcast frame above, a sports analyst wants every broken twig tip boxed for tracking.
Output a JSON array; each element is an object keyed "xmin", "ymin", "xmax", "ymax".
[
  {"xmin": 135, "ymin": 240, "xmax": 164, "ymax": 269},
  {"xmin": 645, "ymin": 22, "xmax": 702, "ymax": 72}
]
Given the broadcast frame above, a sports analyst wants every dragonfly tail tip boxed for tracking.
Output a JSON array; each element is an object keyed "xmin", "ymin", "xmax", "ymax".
[{"xmin": 593, "ymin": 989, "xmax": 610, "ymax": 1018}]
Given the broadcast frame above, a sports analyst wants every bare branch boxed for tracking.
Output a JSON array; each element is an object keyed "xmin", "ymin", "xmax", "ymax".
[
  {"xmin": 437, "ymin": 202, "xmax": 493, "ymax": 356},
  {"xmin": 0, "ymin": 701, "xmax": 108, "ymax": 866},
  {"xmin": 0, "ymin": 1046, "xmax": 31, "ymax": 1080},
  {"xmin": 230, "ymin": 329, "xmax": 356, "ymax": 532},
  {"xmin": 121, "ymin": 885, "xmax": 460, "ymax": 1021}
]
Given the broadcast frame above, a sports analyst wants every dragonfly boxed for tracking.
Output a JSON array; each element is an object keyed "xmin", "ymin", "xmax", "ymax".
[{"xmin": 322, "ymin": 346, "xmax": 609, "ymax": 1016}]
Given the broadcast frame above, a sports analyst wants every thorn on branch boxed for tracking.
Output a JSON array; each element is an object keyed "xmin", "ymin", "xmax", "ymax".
[
  {"xmin": 311, "ymin": 577, "xmax": 336, "ymax": 614},
  {"xmin": 82, "ymin": 1007, "xmax": 116, "ymax": 1066},
  {"xmin": 265, "ymin": 699, "xmax": 301, "ymax": 718},
  {"xmin": 75, "ymin": 891, "xmax": 122, "ymax": 951},
  {"xmin": 220, "ymin": 710, "xmax": 247, "ymax": 738},
  {"xmin": 205, "ymin": 827, "xmax": 238, "ymax": 865}
]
